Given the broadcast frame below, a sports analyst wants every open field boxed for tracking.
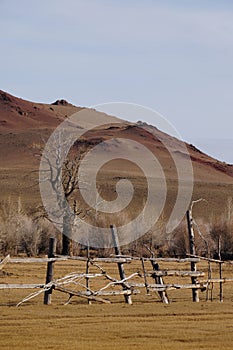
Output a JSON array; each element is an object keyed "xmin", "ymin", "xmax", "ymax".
[
  {"xmin": 1, "ymin": 259, "xmax": 233, "ymax": 349},
  {"xmin": 1, "ymin": 91, "xmax": 233, "ymax": 349}
]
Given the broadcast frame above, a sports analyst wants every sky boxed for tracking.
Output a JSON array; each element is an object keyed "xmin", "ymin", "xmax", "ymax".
[{"xmin": 1, "ymin": 0, "xmax": 233, "ymax": 163}]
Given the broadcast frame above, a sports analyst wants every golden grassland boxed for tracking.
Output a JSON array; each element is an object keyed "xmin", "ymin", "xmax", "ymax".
[{"xmin": 1, "ymin": 260, "xmax": 233, "ymax": 349}]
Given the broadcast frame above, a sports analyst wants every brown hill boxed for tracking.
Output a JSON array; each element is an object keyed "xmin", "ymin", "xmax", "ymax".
[{"xmin": 0, "ymin": 90, "xmax": 232, "ymax": 224}]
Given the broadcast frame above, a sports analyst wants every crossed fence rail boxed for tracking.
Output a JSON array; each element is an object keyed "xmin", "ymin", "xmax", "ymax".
[{"xmin": 1, "ymin": 244, "xmax": 233, "ymax": 306}]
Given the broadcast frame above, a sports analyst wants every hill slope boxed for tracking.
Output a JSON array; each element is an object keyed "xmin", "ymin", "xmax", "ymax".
[{"xmin": 0, "ymin": 90, "xmax": 232, "ymax": 222}]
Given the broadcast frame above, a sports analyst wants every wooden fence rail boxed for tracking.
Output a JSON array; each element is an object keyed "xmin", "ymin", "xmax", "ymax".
[
  {"xmin": 1, "ymin": 221, "xmax": 233, "ymax": 306},
  {"xmin": 5, "ymin": 256, "xmax": 201, "ymax": 264},
  {"xmin": 1, "ymin": 249, "xmax": 233, "ymax": 306}
]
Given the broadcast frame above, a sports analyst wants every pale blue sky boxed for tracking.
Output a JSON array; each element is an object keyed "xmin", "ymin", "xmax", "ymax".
[{"xmin": 1, "ymin": 0, "xmax": 233, "ymax": 163}]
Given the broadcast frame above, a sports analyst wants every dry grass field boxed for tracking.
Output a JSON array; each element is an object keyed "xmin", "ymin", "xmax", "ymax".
[
  {"xmin": 1, "ymin": 259, "xmax": 233, "ymax": 350},
  {"xmin": 1, "ymin": 91, "xmax": 233, "ymax": 349}
]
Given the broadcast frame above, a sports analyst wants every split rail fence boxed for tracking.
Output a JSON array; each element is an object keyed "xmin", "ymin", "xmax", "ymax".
[{"xmin": 1, "ymin": 213, "xmax": 233, "ymax": 306}]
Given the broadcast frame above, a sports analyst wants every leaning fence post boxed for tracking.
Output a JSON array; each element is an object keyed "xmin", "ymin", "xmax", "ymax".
[
  {"xmin": 44, "ymin": 237, "xmax": 56, "ymax": 305},
  {"xmin": 150, "ymin": 261, "xmax": 169, "ymax": 304},
  {"xmin": 186, "ymin": 210, "xmax": 199, "ymax": 302},
  {"xmin": 110, "ymin": 225, "xmax": 132, "ymax": 305},
  {"xmin": 141, "ymin": 258, "xmax": 150, "ymax": 295}
]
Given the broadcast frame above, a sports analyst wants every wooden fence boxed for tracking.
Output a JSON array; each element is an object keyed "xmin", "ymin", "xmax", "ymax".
[
  {"xmin": 1, "ymin": 212, "xmax": 233, "ymax": 306},
  {"xmin": 1, "ymin": 246, "xmax": 233, "ymax": 306}
]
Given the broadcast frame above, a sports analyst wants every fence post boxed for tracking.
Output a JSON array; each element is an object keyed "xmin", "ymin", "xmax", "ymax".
[
  {"xmin": 141, "ymin": 258, "xmax": 149, "ymax": 295},
  {"xmin": 44, "ymin": 237, "xmax": 56, "ymax": 305},
  {"xmin": 186, "ymin": 210, "xmax": 199, "ymax": 302},
  {"xmin": 110, "ymin": 225, "xmax": 132, "ymax": 305},
  {"xmin": 86, "ymin": 243, "xmax": 91, "ymax": 305},
  {"xmin": 150, "ymin": 261, "xmax": 169, "ymax": 304},
  {"xmin": 218, "ymin": 236, "xmax": 223, "ymax": 302}
]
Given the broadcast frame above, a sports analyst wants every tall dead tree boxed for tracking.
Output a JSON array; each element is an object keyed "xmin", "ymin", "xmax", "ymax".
[
  {"xmin": 61, "ymin": 154, "xmax": 82, "ymax": 255},
  {"xmin": 41, "ymin": 133, "xmax": 86, "ymax": 256}
]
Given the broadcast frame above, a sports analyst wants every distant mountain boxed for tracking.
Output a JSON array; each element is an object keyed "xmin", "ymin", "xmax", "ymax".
[
  {"xmin": 0, "ymin": 90, "xmax": 232, "ymax": 221},
  {"xmin": 191, "ymin": 138, "xmax": 233, "ymax": 166}
]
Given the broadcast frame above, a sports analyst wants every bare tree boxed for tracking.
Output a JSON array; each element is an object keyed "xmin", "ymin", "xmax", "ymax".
[
  {"xmin": 40, "ymin": 131, "xmax": 86, "ymax": 256},
  {"xmin": 61, "ymin": 150, "xmax": 85, "ymax": 255}
]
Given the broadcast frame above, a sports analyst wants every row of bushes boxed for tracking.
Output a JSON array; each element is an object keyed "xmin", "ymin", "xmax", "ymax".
[{"xmin": 1, "ymin": 198, "xmax": 233, "ymax": 258}]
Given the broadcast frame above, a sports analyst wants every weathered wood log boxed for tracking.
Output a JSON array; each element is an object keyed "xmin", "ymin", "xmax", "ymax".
[
  {"xmin": 3, "ymin": 277, "xmax": 233, "ymax": 292},
  {"xmin": 146, "ymin": 270, "xmax": 205, "ymax": 277},
  {"xmin": 44, "ymin": 238, "xmax": 56, "ymax": 305},
  {"xmin": 200, "ymin": 278, "xmax": 233, "ymax": 283},
  {"xmin": 150, "ymin": 261, "xmax": 169, "ymax": 303},
  {"xmin": 61, "ymin": 256, "xmax": 132, "ymax": 263},
  {"xmin": 59, "ymin": 255, "xmax": 132, "ymax": 263},
  {"xmin": 128, "ymin": 282, "xmax": 207, "ymax": 291},
  {"xmin": 186, "ymin": 254, "xmax": 227, "ymax": 264},
  {"xmin": 7, "ymin": 256, "xmax": 201, "ymax": 264},
  {"xmin": 86, "ymin": 244, "xmax": 91, "ymax": 305},
  {"xmin": 93, "ymin": 258, "xmax": 132, "ymax": 263},
  {"xmin": 110, "ymin": 225, "xmax": 132, "ymax": 305},
  {"xmin": 0, "ymin": 284, "xmax": 45, "ymax": 289},
  {"xmin": 0, "ymin": 254, "xmax": 10, "ymax": 270},
  {"xmin": 151, "ymin": 257, "xmax": 200, "ymax": 263},
  {"xmin": 206, "ymin": 260, "xmax": 212, "ymax": 301},
  {"xmin": 187, "ymin": 210, "xmax": 199, "ymax": 302},
  {"xmin": 54, "ymin": 285, "xmax": 111, "ymax": 304},
  {"xmin": 112, "ymin": 255, "xmax": 200, "ymax": 263},
  {"xmin": 217, "ymin": 237, "xmax": 223, "ymax": 302},
  {"xmin": 141, "ymin": 258, "xmax": 149, "ymax": 294},
  {"xmin": 60, "ymin": 273, "xmax": 103, "ymax": 279},
  {"xmin": 8, "ymin": 257, "xmax": 65, "ymax": 263},
  {"xmin": 95, "ymin": 290, "xmax": 139, "ymax": 296}
]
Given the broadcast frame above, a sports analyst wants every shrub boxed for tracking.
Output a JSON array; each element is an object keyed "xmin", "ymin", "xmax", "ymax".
[{"xmin": 0, "ymin": 198, "xmax": 56, "ymax": 256}]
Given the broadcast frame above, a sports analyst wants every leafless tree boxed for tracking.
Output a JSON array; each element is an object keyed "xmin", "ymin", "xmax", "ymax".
[
  {"xmin": 61, "ymin": 149, "xmax": 87, "ymax": 255},
  {"xmin": 40, "ymin": 131, "xmax": 87, "ymax": 255}
]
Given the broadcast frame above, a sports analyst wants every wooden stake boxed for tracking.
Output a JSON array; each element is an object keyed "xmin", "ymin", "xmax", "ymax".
[
  {"xmin": 110, "ymin": 225, "xmax": 132, "ymax": 304},
  {"xmin": 150, "ymin": 261, "xmax": 169, "ymax": 303},
  {"xmin": 218, "ymin": 236, "xmax": 223, "ymax": 302},
  {"xmin": 44, "ymin": 238, "xmax": 56, "ymax": 305},
  {"xmin": 141, "ymin": 258, "xmax": 149, "ymax": 294},
  {"xmin": 86, "ymin": 243, "xmax": 91, "ymax": 305},
  {"xmin": 186, "ymin": 210, "xmax": 199, "ymax": 302},
  {"xmin": 206, "ymin": 261, "xmax": 212, "ymax": 301},
  {"xmin": 0, "ymin": 254, "xmax": 10, "ymax": 270}
]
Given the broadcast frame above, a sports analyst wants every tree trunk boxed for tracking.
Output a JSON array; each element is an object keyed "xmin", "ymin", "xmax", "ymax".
[{"xmin": 62, "ymin": 214, "xmax": 72, "ymax": 256}]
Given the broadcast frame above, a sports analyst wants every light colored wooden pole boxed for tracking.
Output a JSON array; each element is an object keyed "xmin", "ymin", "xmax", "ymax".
[
  {"xmin": 86, "ymin": 243, "xmax": 91, "ymax": 305},
  {"xmin": 141, "ymin": 258, "xmax": 150, "ymax": 294},
  {"xmin": 218, "ymin": 236, "xmax": 223, "ymax": 302},
  {"xmin": 186, "ymin": 210, "xmax": 199, "ymax": 302},
  {"xmin": 110, "ymin": 225, "xmax": 132, "ymax": 305},
  {"xmin": 150, "ymin": 261, "xmax": 169, "ymax": 303},
  {"xmin": 44, "ymin": 238, "xmax": 56, "ymax": 305}
]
